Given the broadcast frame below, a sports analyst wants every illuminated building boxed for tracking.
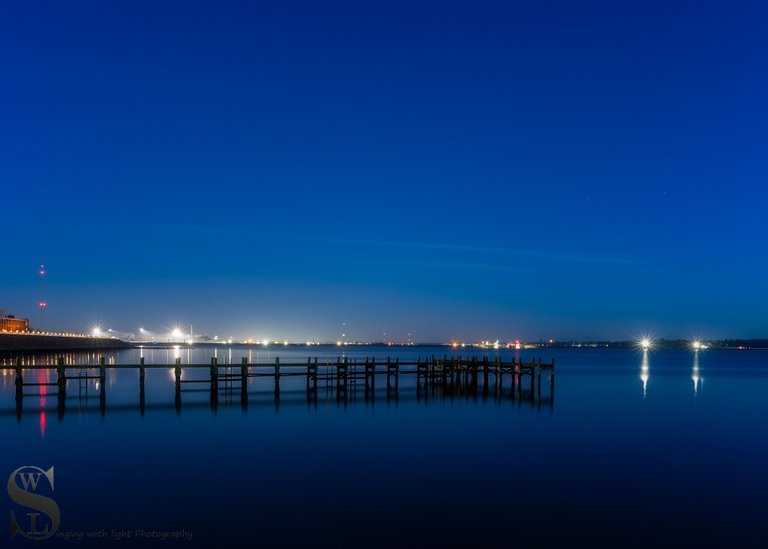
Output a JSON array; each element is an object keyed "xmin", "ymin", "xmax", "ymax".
[{"xmin": 0, "ymin": 310, "xmax": 30, "ymax": 333}]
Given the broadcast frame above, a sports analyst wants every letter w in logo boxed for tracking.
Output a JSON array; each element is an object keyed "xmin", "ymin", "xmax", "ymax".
[{"xmin": 17, "ymin": 472, "xmax": 42, "ymax": 492}]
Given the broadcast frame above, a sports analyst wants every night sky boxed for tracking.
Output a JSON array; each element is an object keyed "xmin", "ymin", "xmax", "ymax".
[{"xmin": 2, "ymin": 1, "xmax": 766, "ymax": 341}]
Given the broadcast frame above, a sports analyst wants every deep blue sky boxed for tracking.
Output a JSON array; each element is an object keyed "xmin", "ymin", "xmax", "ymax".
[{"xmin": 2, "ymin": 1, "xmax": 766, "ymax": 341}]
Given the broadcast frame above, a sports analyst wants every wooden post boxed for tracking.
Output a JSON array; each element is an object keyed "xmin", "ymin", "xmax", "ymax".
[
  {"xmin": 537, "ymin": 365, "xmax": 542, "ymax": 398},
  {"xmin": 56, "ymin": 357, "xmax": 67, "ymax": 418},
  {"xmin": 15, "ymin": 357, "xmax": 23, "ymax": 390},
  {"xmin": 455, "ymin": 355, "xmax": 461, "ymax": 386},
  {"xmin": 478, "ymin": 356, "xmax": 485, "ymax": 388},
  {"xmin": 394, "ymin": 357, "xmax": 399, "ymax": 390},
  {"xmin": 240, "ymin": 357, "xmax": 248, "ymax": 409},
  {"xmin": 139, "ymin": 357, "xmax": 145, "ymax": 417},
  {"xmin": 509, "ymin": 357, "xmax": 514, "ymax": 394},
  {"xmin": 440, "ymin": 354, "xmax": 448, "ymax": 386},
  {"xmin": 56, "ymin": 357, "xmax": 66, "ymax": 390},
  {"xmin": 344, "ymin": 356, "xmax": 349, "ymax": 392},
  {"xmin": 210, "ymin": 356, "xmax": 218, "ymax": 390},
  {"xmin": 99, "ymin": 357, "xmax": 107, "ymax": 416},
  {"xmin": 336, "ymin": 357, "xmax": 342, "ymax": 393},
  {"xmin": 175, "ymin": 357, "xmax": 182, "ymax": 414},
  {"xmin": 431, "ymin": 355, "xmax": 436, "ymax": 386},
  {"xmin": 99, "ymin": 357, "xmax": 106, "ymax": 384},
  {"xmin": 370, "ymin": 357, "xmax": 376, "ymax": 392},
  {"xmin": 550, "ymin": 359, "xmax": 555, "ymax": 395},
  {"xmin": 416, "ymin": 356, "xmax": 422, "ymax": 397},
  {"xmin": 365, "ymin": 358, "xmax": 371, "ymax": 394},
  {"xmin": 274, "ymin": 357, "xmax": 280, "ymax": 392},
  {"xmin": 381, "ymin": 357, "xmax": 388, "ymax": 392}
]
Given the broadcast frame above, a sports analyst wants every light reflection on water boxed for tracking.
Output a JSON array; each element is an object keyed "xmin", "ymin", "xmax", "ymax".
[
  {"xmin": 640, "ymin": 348, "xmax": 650, "ymax": 397},
  {"xmin": 693, "ymin": 350, "xmax": 701, "ymax": 395}
]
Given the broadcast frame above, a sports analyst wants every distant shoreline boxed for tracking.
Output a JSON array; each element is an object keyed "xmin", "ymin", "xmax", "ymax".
[{"xmin": 2, "ymin": 333, "xmax": 768, "ymax": 353}]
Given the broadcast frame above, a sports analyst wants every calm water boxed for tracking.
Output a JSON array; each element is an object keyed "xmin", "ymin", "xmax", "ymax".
[{"xmin": 2, "ymin": 346, "xmax": 767, "ymax": 547}]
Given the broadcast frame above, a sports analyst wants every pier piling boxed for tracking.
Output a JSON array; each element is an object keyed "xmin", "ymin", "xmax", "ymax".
[
  {"xmin": 139, "ymin": 357, "xmax": 145, "ymax": 416},
  {"xmin": 274, "ymin": 357, "xmax": 281, "ymax": 392}
]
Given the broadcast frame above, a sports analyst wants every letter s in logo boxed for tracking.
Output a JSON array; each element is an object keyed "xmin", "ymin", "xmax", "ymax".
[{"xmin": 7, "ymin": 466, "xmax": 60, "ymax": 540}]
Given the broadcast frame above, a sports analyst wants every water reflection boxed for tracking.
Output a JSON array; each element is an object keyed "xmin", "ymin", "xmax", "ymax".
[
  {"xmin": 692, "ymin": 351, "xmax": 701, "ymax": 396},
  {"xmin": 1, "ymin": 352, "xmax": 116, "ymax": 367},
  {"xmin": 37, "ymin": 370, "xmax": 47, "ymax": 437},
  {"xmin": 640, "ymin": 349, "xmax": 650, "ymax": 398}
]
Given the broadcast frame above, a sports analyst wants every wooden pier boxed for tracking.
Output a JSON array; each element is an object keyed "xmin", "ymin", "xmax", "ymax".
[{"xmin": 7, "ymin": 355, "xmax": 554, "ymax": 418}]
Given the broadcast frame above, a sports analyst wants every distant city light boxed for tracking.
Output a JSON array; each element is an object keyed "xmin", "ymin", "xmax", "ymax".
[
  {"xmin": 92, "ymin": 326, "xmax": 103, "ymax": 336},
  {"xmin": 640, "ymin": 338, "xmax": 652, "ymax": 350}
]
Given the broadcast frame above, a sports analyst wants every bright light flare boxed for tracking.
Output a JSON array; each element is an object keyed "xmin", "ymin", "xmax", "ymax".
[
  {"xmin": 691, "ymin": 340, "xmax": 707, "ymax": 350},
  {"xmin": 640, "ymin": 338, "xmax": 652, "ymax": 350}
]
